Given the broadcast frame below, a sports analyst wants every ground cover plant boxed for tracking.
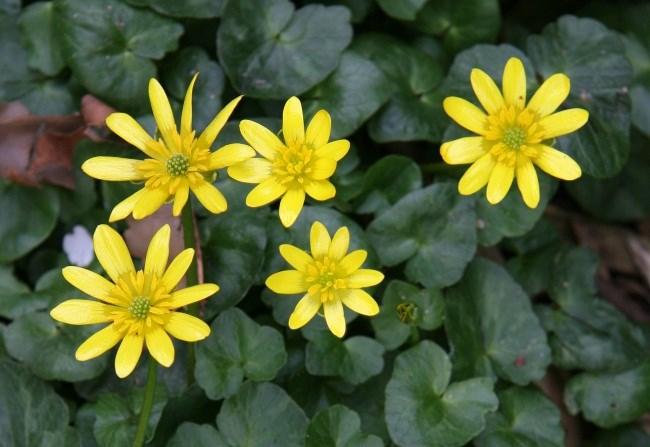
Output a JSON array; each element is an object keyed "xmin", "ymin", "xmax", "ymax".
[{"xmin": 1, "ymin": 0, "xmax": 650, "ymax": 446}]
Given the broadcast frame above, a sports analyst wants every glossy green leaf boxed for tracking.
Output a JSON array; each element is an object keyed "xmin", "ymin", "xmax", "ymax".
[
  {"xmin": 445, "ymin": 258, "xmax": 551, "ymax": 384},
  {"xmin": 195, "ymin": 308, "xmax": 287, "ymax": 400},
  {"xmin": 167, "ymin": 423, "xmax": 228, "ymax": 447},
  {"xmin": 371, "ymin": 280, "xmax": 444, "ymax": 350},
  {"xmin": 367, "ymin": 183, "xmax": 477, "ymax": 288},
  {"xmin": 0, "ymin": 182, "xmax": 59, "ymax": 263},
  {"xmin": 218, "ymin": 0, "xmax": 352, "ymax": 98},
  {"xmin": 385, "ymin": 340, "xmax": 498, "ymax": 447},
  {"xmin": 591, "ymin": 425, "xmax": 650, "ymax": 447},
  {"xmin": 216, "ymin": 382, "xmax": 308, "ymax": 447},
  {"xmin": 527, "ymin": 15, "xmax": 633, "ymax": 178},
  {"xmin": 476, "ymin": 387, "xmax": 564, "ymax": 447},
  {"xmin": 56, "ymin": 0, "xmax": 183, "ymax": 112},
  {"xmin": 126, "ymin": 0, "xmax": 224, "ymax": 18},
  {"xmin": 302, "ymin": 50, "xmax": 391, "ymax": 138},
  {"xmin": 18, "ymin": 2, "xmax": 65, "ymax": 76},
  {"xmin": 376, "ymin": 0, "xmax": 426, "ymax": 20},
  {"xmin": 306, "ymin": 405, "xmax": 383, "ymax": 447}
]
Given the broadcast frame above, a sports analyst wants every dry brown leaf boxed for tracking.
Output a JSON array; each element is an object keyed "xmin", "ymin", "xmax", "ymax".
[{"xmin": 124, "ymin": 204, "xmax": 184, "ymax": 261}]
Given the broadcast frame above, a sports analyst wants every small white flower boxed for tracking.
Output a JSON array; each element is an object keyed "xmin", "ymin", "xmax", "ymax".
[{"xmin": 63, "ymin": 225, "xmax": 94, "ymax": 267}]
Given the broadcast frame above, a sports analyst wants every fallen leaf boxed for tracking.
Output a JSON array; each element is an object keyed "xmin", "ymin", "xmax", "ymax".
[{"xmin": 124, "ymin": 204, "xmax": 184, "ymax": 261}]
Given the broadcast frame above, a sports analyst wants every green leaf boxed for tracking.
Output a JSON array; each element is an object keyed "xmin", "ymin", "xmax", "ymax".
[
  {"xmin": 306, "ymin": 404, "xmax": 383, "ymax": 447},
  {"xmin": 302, "ymin": 50, "xmax": 391, "ymax": 138},
  {"xmin": 591, "ymin": 425, "xmax": 650, "ymax": 447},
  {"xmin": 162, "ymin": 46, "xmax": 225, "ymax": 131},
  {"xmin": 527, "ymin": 15, "xmax": 633, "ymax": 178},
  {"xmin": 476, "ymin": 387, "xmax": 564, "ymax": 447},
  {"xmin": 18, "ymin": 2, "xmax": 65, "ymax": 76},
  {"xmin": 445, "ymin": 258, "xmax": 551, "ymax": 384},
  {"xmin": 564, "ymin": 360, "xmax": 650, "ymax": 428},
  {"xmin": 0, "ymin": 359, "xmax": 71, "ymax": 446},
  {"xmin": 4, "ymin": 311, "xmax": 108, "ymax": 381},
  {"xmin": 475, "ymin": 174, "xmax": 557, "ymax": 246},
  {"xmin": 56, "ymin": 0, "xmax": 183, "ymax": 112},
  {"xmin": 352, "ymin": 155, "xmax": 423, "ymax": 215},
  {"xmin": 202, "ymin": 209, "xmax": 268, "ymax": 318},
  {"xmin": 0, "ymin": 182, "xmax": 59, "ymax": 263},
  {"xmin": 385, "ymin": 340, "xmax": 498, "ymax": 447},
  {"xmin": 375, "ymin": 0, "xmax": 427, "ymax": 20},
  {"xmin": 127, "ymin": 0, "xmax": 224, "ymax": 18},
  {"xmin": 167, "ymin": 423, "xmax": 228, "ymax": 447},
  {"xmin": 218, "ymin": 0, "xmax": 352, "ymax": 98},
  {"xmin": 367, "ymin": 183, "xmax": 477, "ymax": 288},
  {"xmin": 413, "ymin": 0, "xmax": 501, "ymax": 52},
  {"xmin": 216, "ymin": 382, "xmax": 309, "ymax": 447},
  {"xmin": 506, "ymin": 243, "xmax": 559, "ymax": 296},
  {"xmin": 353, "ymin": 34, "xmax": 446, "ymax": 143},
  {"xmin": 305, "ymin": 332, "xmax": 385, "ymax": 385},
  {"xmin": 0, "ymin": 0, "xmax": 19, "ymax": 15},
  {"xmin": 195, "ymin": 308, "xmax": 287, "ymax": 400},
  {"xmin": 371, "ymin": 280, "xmax": 444, "ymax": 350},
  {"xmin": 93, "ymin": 385, "xmax": 168, "ymax": 446}
]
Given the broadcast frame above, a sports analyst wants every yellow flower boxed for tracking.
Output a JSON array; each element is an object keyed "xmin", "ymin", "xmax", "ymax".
[
  {"xmin": 50, "ymin": 224, "xmax": 217, "ymax": 378},
  {"xmin": 441, "ymin": 57, "xmax": 589, "ymax": 208},
  {"xmin": 82, "ymin": 75, "xmax": 255, "ymax": 221},
  {"xmin": 266, "ymin": 221, "xmax": 383, "ymax": 337},
  {"xmin": 228, "ymin": 97, "xmax": 349, "ymax": 227}
]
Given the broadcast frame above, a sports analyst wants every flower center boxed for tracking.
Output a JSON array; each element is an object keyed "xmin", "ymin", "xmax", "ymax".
[
  {"xmin": 396, "ymin": 302, "xmax": 419, "ymax": 325},
  {"xmin": 128, "ymin": 296, "xmax": 150, "ymax": 320},
  {"xmin": 305, "ymin": 256, "xmax": 346, "ymax": 302},
  {"xmin": 273, "ymin": 145, "xmax": 313, "ymax": 185},
  {"xmin": 502, "ymin": 126, "xmax": 527, "ymax": 150},
  {"xmin": 166, "ymin": 154, "xmax": 190, "ymax": 176}
]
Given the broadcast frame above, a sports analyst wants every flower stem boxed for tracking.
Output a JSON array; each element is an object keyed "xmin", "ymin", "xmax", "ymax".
[
  {"xmin": 133, "ymin": 358, "xmax": 157, "ymax": 447},
  {"xmin": 180, "ymin": 201, "xmax": 199, "ymax": 384}
]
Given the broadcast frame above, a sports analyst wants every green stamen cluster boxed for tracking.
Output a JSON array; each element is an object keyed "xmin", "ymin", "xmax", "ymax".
[
  {"xmin": 396, "ymin": 302, "xmax": 419, "ymax": 325},
  {"xmin": 503, "ymin": 126, "xmax": 527, "ymax": 150},
  {"xmin": 128, "ymin": 296, "xmax": 150, "ymax": 320},
  {"xmin": 166, "ymin": 154, "xmax": 190, "ymax": 176}
]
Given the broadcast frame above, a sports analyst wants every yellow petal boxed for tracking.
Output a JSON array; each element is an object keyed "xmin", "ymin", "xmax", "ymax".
[
  {"xmin": 304, "ymin": 179, "xmax": 335, "ymax": 201},
  {"xmin": 279, "ymin": 188, "xmax": 305, "ymax": 227},
  {"xmin": 145, "ymin": 224, "xmax": 170, "ymax": 277},
  {"xmin": 443, "ymin": 97, "xmax": 488, "ymax": 135},
  {"xmin": 105, "ymin": 113, "xmax": 159, "ymax": 159},
  {"xmin": 532, "ymin": 144, "xmax": 582, "ymax": 180},
  {"xmin": 227, "ymin": 158, "xmax": 273, "ymax": 183},
  {"xmin": 81, "ymin": 157, "xmax": 144, "ymax": 181},
  {"xmin": 191, "ymin": 180, "xmax": 227, "ymax": 214},
  {"xmin": 538, "ymin": 108, "xmax": 589, "ymax": 139},
  {"xmin": 148, "ymin": 78, "xmax": 178, "ymax": 149},
  {"xmin": 315, "ymin": 140, "xmax": 349, "ymax": 161},
  {"xmin": 328, "ymin": 227, "xmax": 349, "ymax": 260},
  {"xmin": 76, "ymin": 324, "xmax": 124, "ymax": 361},
  {"xmin": 93, "ymin": 224, "xmax": 135, "ymax": 282},
  {"xmin": 109, "ymin": 188, "xmax": 146, "ymax": 222},
  {"xmin": 246, "ymin": 177, "xmax": 287, "ymax": 207},
  {"xmin": 288, "ymin": 294, "xmax": 321, "ymax": 329},
  {"xmin": 164, "ymin": 312, "xmax": 210, "ymax": 341},
  {"xmin": 346, "ymin": 269, "xmax": 384, "ymax": 288},
  {"xmin": 279, "ymin": 244, "xmax": 313, "ymax": 272},
  {"xmin": 458, "ymin": 153, "xmax": 496, "ymax": 195},
  {"xmin": 283, "ymin": 96, "xmax": 305, "ymax": 147},
  {"xmin": 486, "ymin": 162, "xmax": 515, "ymax": 204},
  {"xmin": 310, "ymin": 157, "xmax": 336, "ymax": 180},
  {"xmin": 62, "ymin": 266, "xmax": 122, "ymax": 305},
  {"xmin": 265, "ymin": 270, "xmax": 307, "ymax": 294},
  {"xmin": 145, "ymin": 325, "xmax": 175, "ymax": 367},
  {"xmin": 133, "ymin": 187, "xmax": 169, "ymax": 220},
  {"xmin": 502, "ymin": 57, "xmax": 527, "ymax": 109},
  {"xmin": 339, "ymin": 289, "xmax": 379, "ymax": 316},
  {"xmin": 515, "ymin": 155, "xmax": 540, "ymax": 208},
  {"xmin": 198, "ymin": 96, "xmax": 243, "ymax": 149},
  {"xmin": 162, "ymin": 248, "xmax": 195, "ymax": 291},
  {"xmin": 310, "ymin": 221, "xmax": 331, "ymax": 258},
  {"xmin": 169, "ymin": 283, "xmax": 219, "ymax": 308},
  {"xmin": 115, "ymin": 333, "xmax": 143, "ymax": 378},
  {"xmin": 50, "ymin": 299, "xmax": 114, "ymax": 325},
  {"xmin": 180, "ymin": 73, "xmax": 198, "ymax": 139},
  {"xmin": 526, "ymin": 73, "xmax": 570, "ymax": 118},
  {"xmin": 470, "ymin": 68, "xmax": 504, "ymax": 114},
  {"xmin": 209, "ymin": 143, "xmax": 256, "ymax": 170},
  {"xmin": 306, "ymin": 110, "xmax": 331, "ymax": 148},
  {"xmin": 172, "ymin": 182, "xmax": 190, "ymax": 216},
  {"xmin": 324, "ymin": 300, "xmax": 345, "ymax": 338},
  {"xmin": 338, "ymin": 250, "xmax": 367, "ymax": 275},
  {"xmin": 239, "ymin": 119, "xmax": 285, "ymax": 159},
  {"xmin": 440, "ymin": 137, "xmax": 489, "ymax": 165}
]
